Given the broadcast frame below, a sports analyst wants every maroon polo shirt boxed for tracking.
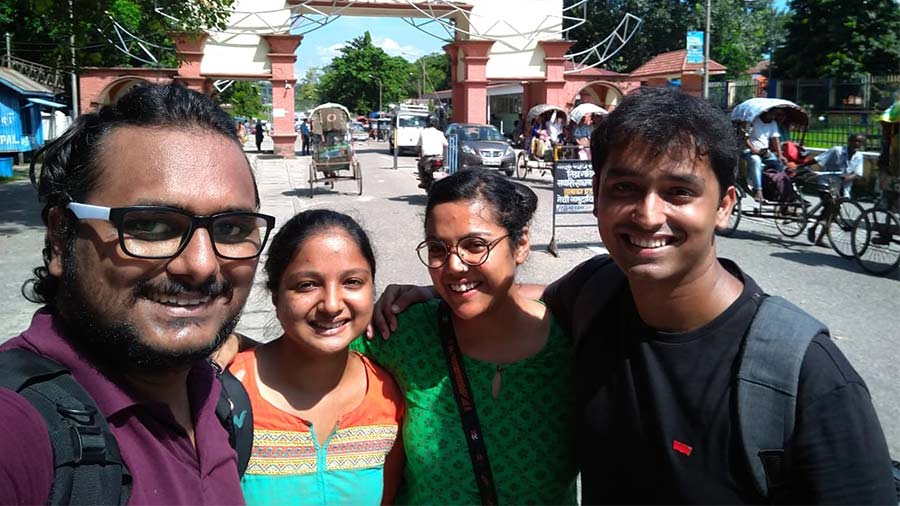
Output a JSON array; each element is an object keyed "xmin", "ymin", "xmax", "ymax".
[{"xmin": 0, "ymin": 309, "xmax": 245, "ymax": 505}]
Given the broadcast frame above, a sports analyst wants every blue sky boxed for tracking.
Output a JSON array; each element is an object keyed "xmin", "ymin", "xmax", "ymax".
[
  {"xmin": 293, "ymin": 2, "xmax": 792, "ymax": 77},
  {"xmin": 293, "ymin": 16, "xmax": 446, "ymax": 77}
]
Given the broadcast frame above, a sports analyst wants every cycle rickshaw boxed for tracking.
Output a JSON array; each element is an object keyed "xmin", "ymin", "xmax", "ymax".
[
  {"xmin": 307, "ymin": 102, "xmax": 363, "ymax": 197},
  {"xmin": 850, "ymin": 100, "xmax": 900, "ymax": 275},
  {"xmin": 721, "ymin": 98, "xmax": 866, "ymax": 259},
  {"xmin": 515, "ymin": 104, "xmax": 568, "ymax": 179}
]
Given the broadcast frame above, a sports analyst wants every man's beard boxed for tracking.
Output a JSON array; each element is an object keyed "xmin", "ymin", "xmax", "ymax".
[{"xmin": 55, "ymin": 250, "xmax": 242, "ymax": 376}]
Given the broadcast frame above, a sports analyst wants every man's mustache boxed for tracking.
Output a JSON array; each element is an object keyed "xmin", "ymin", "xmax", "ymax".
[{"xmin": 133, "ymin": 278, "xmax": 234, "ymax": 302}]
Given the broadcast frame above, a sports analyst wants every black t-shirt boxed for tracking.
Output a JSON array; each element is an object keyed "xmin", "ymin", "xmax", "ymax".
[{"xmin": 544, "ymin": 257, "xmax": 894, "ymax": 504}]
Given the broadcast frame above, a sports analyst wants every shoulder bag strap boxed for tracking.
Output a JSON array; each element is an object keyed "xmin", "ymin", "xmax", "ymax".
[
  {"xmin": 217, "ymin": 368, "xmax": 254, "ymax": 477},
  {"xmin": 437, "ymin": 302, "xmax": 499, "ymax": 505},
  {"xmin": 737, "ymin": 294, "xmax": 827, "ymax": 500},
  {"xmin": 0, "ymin": 349, "xmax": 131, "ymax": 505}
]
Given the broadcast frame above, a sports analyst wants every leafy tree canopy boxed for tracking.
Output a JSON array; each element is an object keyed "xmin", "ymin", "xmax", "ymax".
[
  {"xmin": 773, "ymin": 0, "xmax": 900, "ymax": 78},
  {"xmin": 416, "ymin": 52, "xmax": 450, "ymax": 96},
  {"xmin": 317, "ymin": 31, "xmax": 432, "ymax": 114},
  {"xmin": 565, "ymin": 0, "xmax": 785, "ymax": 78},
  {"xmin": 215, "ymin": 80, "xmax": 263, "ymax": 119},
  {"xmin": 294, "ymin": 67, "xmax": 321, "ymax": 112},
  {"xmin": 0, "ymin": 0, "xmax": 234, "ymax": 70}
]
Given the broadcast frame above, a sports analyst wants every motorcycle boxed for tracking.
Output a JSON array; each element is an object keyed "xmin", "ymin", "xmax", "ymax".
[{"xmin": 417, "ymin": 155, "xmax": 446, "ymax": 193}]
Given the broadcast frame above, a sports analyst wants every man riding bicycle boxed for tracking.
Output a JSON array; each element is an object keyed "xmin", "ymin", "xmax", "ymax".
[{"xmin": 802, "ymin": 133, "xmax": 866, "ymax": 245}]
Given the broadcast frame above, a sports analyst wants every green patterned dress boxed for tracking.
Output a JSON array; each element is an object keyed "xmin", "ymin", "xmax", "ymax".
[{"xmin": 352, "ymin": 299, "xmax": 577, "ymax": 505}]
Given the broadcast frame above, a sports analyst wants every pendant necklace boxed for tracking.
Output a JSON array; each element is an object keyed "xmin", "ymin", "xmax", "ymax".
[{"xmin": 491, "ymin": 365, "xmax": 503, "ymax": 399}]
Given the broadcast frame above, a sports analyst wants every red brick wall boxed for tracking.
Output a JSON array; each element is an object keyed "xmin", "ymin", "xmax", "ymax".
[{"xmin": 79, "ymin": 68, "xmax": 177, "ymax": 114}]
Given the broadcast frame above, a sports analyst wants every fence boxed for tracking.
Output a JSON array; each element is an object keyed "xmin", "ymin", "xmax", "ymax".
[{"xmin": 1, "ymin": 55, "xmax": 66, "ymax": 92}]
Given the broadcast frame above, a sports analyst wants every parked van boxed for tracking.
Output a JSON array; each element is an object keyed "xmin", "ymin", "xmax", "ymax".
[{"xmin": 389, "ymin": 103, "xmax": 430, "ymax": 155}]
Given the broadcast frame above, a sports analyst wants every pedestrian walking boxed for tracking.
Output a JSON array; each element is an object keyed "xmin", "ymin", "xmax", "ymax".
[
  {"xmin": 300, "ymin": 119, "xmax": 311, "ymax": 155},
  {"xmin": 255, "ymin": 119, "xmax": 265, "ymax": 153}
]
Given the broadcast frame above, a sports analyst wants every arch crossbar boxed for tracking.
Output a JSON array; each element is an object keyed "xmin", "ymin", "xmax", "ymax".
[{"xmin": 102, "ymin": 1, "xmax": 641, "ymax": 74}]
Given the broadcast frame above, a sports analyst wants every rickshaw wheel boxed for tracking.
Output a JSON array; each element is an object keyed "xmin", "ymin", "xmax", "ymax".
[
  {"xmin": 852, "ymin": 208, "xmax": 900, "ymax": 275},
  {"xmin": 718, "ymin": 185, "xmax": 743, "ymax": 236},
  {"xmin": 774, "ymin": 197, "xmax": 808, "ymax": 237},
  {"xmin": 516, "ymin": 152, "xmax": 527, "ymax": 180},
  {"xmin": 826, "ymin": 199, "xmax": 865, "ymax": 258},
  {"xmin": 355, "ymin": 161, "xmax": 363, "ymax": 195}
]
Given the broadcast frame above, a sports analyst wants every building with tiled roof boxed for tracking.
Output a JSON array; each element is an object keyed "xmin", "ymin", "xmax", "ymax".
[{"xmin": 629, "ymin": 49, "xmax": 727, "ymax": 96}]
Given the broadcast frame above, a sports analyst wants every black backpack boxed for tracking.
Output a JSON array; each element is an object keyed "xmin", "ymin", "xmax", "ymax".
[
  {"xmin": 555, "ymin": 254, "xmax": 899, "ymax": 502},
  {"xmin": 0, "ymin": 349, "xmax": 253, "ymax": 505}
]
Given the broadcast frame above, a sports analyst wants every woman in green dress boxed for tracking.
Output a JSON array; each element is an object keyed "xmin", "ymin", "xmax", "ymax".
[{"xmin": 354, "ymin": 169, "xmax": 577, "ymax": 504}]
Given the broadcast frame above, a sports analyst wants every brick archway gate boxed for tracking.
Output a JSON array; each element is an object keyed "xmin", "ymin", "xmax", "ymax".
[{"xmin": 82, "ymin": 1, "xmax": 639, "ymax": 158}]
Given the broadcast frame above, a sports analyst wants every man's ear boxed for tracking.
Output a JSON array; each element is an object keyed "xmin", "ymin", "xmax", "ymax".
[
  {"xmin": 47, "ymin": 207, "xmax": 67, "ymax": 277},
  {"xmin": 715, "ymin": 185, "xmax": 737, "ymax": 231},
  {"xmin": 514, "ymin": 226, "xmax": 531, "ymax": 265}
]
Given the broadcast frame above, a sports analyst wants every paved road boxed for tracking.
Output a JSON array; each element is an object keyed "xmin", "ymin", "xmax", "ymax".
[{"xmin": 1, "ymin": 139, "xmax": 897, "ymax": 455}]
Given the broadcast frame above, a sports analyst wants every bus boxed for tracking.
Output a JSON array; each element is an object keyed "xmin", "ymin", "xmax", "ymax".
[{"xmin": 389, "ymin": 103, "xmax": 431, "ymax": 155}]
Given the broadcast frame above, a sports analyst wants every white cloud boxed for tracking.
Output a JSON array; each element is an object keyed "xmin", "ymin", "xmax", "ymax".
[
  {"xmin": 374, "ymin": 37, "xmax": 423, "ymax": 61},
  {"xmin": 315, "ymin": 43, "xmax": 346, "ymax": 65}
]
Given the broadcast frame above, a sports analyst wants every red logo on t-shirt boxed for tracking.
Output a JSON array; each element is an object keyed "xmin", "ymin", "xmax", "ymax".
[{"xmin": 672, "ymin": 440, "xmax": 693, "ymax": 456}]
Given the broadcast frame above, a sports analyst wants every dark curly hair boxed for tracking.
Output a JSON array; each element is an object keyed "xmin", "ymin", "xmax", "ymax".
[
  {"xmin": 590, "ymin": 87, "xmax": 739, "ymax": 197},
  {"xmin": 424, "ymin": 168, "xmax": 538, "ymax": 243},
  {"xmin": 264, "ymin": 210, "xmax": 376, "ymax": 294},
  {"xmin": 23, "ymin": 83, "xmax": 259, "ymax": 307}
]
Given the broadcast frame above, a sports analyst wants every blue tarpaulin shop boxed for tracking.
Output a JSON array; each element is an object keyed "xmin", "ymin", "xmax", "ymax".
[{"xmin": 0, "ymin": 67, "xmax": 65, "ymax": 174}]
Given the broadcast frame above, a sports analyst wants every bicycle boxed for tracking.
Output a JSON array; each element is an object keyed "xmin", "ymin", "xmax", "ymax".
[
  {"xmin": 722, "ymin": 170, "xmax": 866, "ymax": 259},
  {"xmin": 850, "ymin": 178, "xmax": 900, "ymax": 275}
]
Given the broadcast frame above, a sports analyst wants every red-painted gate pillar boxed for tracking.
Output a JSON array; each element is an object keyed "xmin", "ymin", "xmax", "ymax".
[
  {"xmin": 263, "ymin": 34, "xmax": 303, "ymax": 158},
  {"xmin": 538, "ymin": 40, "xmax": 574, "ymax": 108},
  {"xmin": 443, "ymin": 44, "xmax": 464, "ymax": 122},
  {"xmin": 173, "ymin": 32, "xmax": 211, "ymax": 93},
  {"xmin": 449, "ymin": 40, "xmax": 494, "ymax": 124}
]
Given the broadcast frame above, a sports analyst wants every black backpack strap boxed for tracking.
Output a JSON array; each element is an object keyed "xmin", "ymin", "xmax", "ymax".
[
  {"xmin": 216, "ymin": 368, "xmax": 254, "ymax": 478},
  {"xmin": 736, "ymin": 295, "xmax": 827, "ymax": 500},
  {"xmin": 0, "ymin": 349, "xmax": 131, "ymax": 505}
]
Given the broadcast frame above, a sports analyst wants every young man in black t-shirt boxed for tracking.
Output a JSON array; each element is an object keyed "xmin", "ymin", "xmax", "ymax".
[
  {"xmin": 541, "ymin": 88, "xmax": 894, "ymax": 504},
  {"xmin": 373, "ymin": 88, "xmax": 894, "ymax": 504}
]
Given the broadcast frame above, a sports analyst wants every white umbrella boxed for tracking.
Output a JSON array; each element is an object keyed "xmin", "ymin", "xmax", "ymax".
[{"xmin": 570, "ymin": 103, "xmax": 608, "ymax": 124}]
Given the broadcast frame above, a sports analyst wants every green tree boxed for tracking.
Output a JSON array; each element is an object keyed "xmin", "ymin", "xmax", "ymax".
[
  {"xmin": 415, "ymin": 52, "xmax": 450, "ymax": 95},
  {"xmin": 0, "ymin": 0, "xmax": 234, "ymax": 70},
  {"xmin": 773, "ymin": 0, "xmax": 900, "ymax": 78},
  {"xmin": 215, "ymin": 81, "xmax": 262, "ymax": 118},
  {"xmin": 317, "ymin": 31, "xmax": 414, "ymax": 113},
  {"xmin": 565, "ymin": 0, "xmax": 783, "ymax": 78},
  {"xmin": 294, "ymin": 67, "xmax": 320, "ymax": 112}
]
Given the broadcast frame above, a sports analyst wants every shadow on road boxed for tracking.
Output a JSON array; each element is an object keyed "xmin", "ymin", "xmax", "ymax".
[
  {"xmin": 281, "ymin": 185, "xmax": 361, "ymax": 198},
  {"xmin": 769, "ymin": 250, "xmax": 870, "ymax": 275},
  {"xmin": 0, "ymin": 181, "xmax": 42, "ymax": 234},
  {"xmin": 387, "ymin": 194, "xmax": 428, "ymax": 206},
  {"xmin": 722, "ymin": 227, "xmax": 809, "ymax": 249}
]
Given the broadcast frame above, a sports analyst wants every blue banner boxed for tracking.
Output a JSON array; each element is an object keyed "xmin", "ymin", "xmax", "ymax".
[{"xmin": 686, "ymin": 31, "xmax": 704, "ymax": 64}]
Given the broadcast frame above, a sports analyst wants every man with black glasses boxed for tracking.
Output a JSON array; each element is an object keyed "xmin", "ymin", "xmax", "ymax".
[{"xmin": 0, "ymin": 84, "xmax": 274, "ymax": 504}]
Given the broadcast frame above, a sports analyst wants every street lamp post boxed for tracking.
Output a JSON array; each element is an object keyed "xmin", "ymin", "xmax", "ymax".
[
  {"xmin": 369, "ymin": 75, "xmax": 383, "ymax": 112},
  {"xmin": 702, "ymin": 0, "xmax": 711, "ymax": 99}
]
